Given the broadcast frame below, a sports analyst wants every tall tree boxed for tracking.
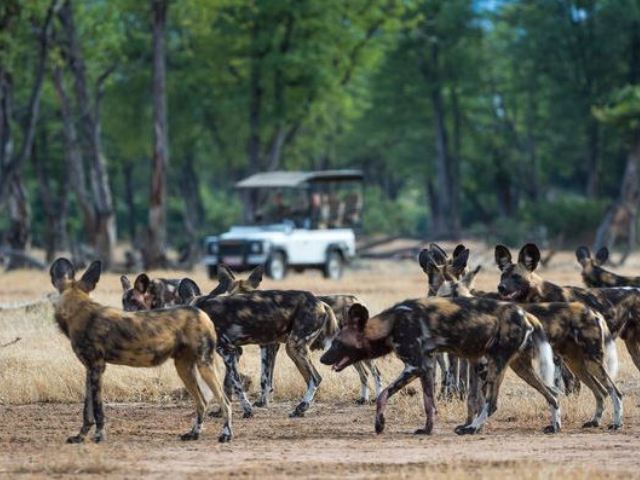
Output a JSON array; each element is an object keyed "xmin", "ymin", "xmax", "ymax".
[
  {"xmin": 145, "ymin": 0, "xmax": 169, "ymax": 268},
  {"xmin": 57, "ymin": 0, "xmax": 117, "ymax": 267},
  {"xmin": 0, "ymin": 0, "xmax": 59, "ymax": 268}
]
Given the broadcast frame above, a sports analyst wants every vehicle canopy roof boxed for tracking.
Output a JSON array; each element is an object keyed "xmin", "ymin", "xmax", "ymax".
[{"xmin": 235, "ymin": 169, "xmax": 363, "ymax": 189}]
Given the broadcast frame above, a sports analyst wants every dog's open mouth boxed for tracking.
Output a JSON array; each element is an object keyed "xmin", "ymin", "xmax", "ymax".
[
  {"xmin": 501, "ymin": 290, "xmax": 521, "ymax": 301},
  {"xmin": 332, "ymin": 356, "xmax": 351, "ymax": 372}
]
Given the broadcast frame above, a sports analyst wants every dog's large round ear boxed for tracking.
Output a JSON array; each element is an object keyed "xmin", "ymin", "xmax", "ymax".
[
  {"xmin": 178, "ymin": 278, "xmax": 201, "ymax": 303},
  {"xmin": 450, "ymin": 248, "xmax": 470, "ymax": 277},
  {"xmin": 77, "ymin": 261, "xmax": 102, "ymax": 293},
  {"xmin": 575, "ymin": 246, "xmax": 591, "ymax": 267},
  {"xmin": 50, "ymin": 258, "xmax": 76, "ymax": 292},
  {"xmin": 347, "ymin": 303, "xmax": 369, "ymax": 331},
  {"xmin": 247, "ymin": 265, "xmax": 264, "ymax": 289},
  {"xmin": 518, "ymin": 243, "xmax": 541, "ymax": 272},
  {"xmin": 595, "ymin": 246, "xmax": 609, "ymax": 266},
  {"xmin": 120, "ymin": 275, "xmax": 132, "ymax": 291},
  {"xmin": 428, "ymin": 243, "xmax": 448, "ymax": 264},
  {"xmin": 494, "ymin": 245, "xmax": 512, "ymax": 271},
  {"xmin": 452, "ymin": 244, "xmax": 466, "ymax": 259},
  {"xmin": 134, "ymin": 273, "xmax": 150, "ymax": 293},
  {"xmin": 418, "ymin": 249, "xmax": 432, "ymax": 273}
]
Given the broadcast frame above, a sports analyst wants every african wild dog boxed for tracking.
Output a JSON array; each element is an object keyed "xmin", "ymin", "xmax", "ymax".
[
  {"xmin": 121, "ymin": 273, "xmax": 180, "ymax": 311},
  {"xmin": 183, "ymin": 284, "xmax": 337, "ymax": 418},
  {"xmin": 49, "ymin": 258, "xmax": 232, "ymax": 443},
  {"xmin": 179, "ymin": 266, "xmax": 383, "ymax": 406},
  {"xmin": 496, "ymin": 243, "xmax": 640, "ymax": 383},
  {"xmin": 576, "ymin": 246, "xmax": 640, "ymax": 288},
  {"xmin": 321, "ymin": 298, "xmax": 559, "ymax": 435},
  {"xmin": 437, "ymin": 268, "xmax": 623, "ymax": 430},
  {"xmin": 418, "ymin": 243, "xmax": 471, "ymax": 399}
]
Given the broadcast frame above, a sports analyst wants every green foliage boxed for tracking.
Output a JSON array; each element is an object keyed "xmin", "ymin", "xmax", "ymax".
[
  {"xmin": 5, "ymin": 0, "xmax": 640, "ymax": 254},
  {"xmin": 363, "ymin": 186, "xmax": 426, "ymax": 236}
]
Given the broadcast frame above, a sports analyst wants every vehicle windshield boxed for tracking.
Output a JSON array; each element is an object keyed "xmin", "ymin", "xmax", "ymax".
[{"xmin": 244, "ymin": 183, "xmax": 362, "ymax": 229}]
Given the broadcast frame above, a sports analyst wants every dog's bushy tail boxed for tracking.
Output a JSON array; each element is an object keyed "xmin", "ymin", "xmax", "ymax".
[{"xmin": 524, "ymin": 312, "xmax": 555, "ymax": 388}]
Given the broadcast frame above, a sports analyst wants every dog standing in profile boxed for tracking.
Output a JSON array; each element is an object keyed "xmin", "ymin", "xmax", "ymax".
[
  {"xmin": 321, "ymin": 298, "xmax": 559, "ymax": 436},
  {"xmin": 179, "ymin": 266, "xmax": 383, "ymax": 407},
  {"xmin": 50, "ymin": 258, "xmax": 232, "ymax": 443}
]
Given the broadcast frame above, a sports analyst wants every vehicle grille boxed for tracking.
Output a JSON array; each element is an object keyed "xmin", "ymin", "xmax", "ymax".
[{"xmin": 219, "ymin": 242, "xmax": 246, "ymax": 256}]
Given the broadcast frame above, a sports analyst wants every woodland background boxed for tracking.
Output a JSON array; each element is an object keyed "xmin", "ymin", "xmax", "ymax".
[{"xmin": 1, "ymin": 0, "xmax": 640, "ymax": 270}]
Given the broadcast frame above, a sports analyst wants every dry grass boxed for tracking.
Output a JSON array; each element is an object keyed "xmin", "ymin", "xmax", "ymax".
[{"xmin": 1, "ymin": 243, "xmax": 640, "ymax": 430}]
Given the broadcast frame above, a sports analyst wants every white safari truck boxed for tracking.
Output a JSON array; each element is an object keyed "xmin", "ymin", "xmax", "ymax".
[{"xmin": 202, "ymin": 170, "xmax": 363, "ymax": 280}]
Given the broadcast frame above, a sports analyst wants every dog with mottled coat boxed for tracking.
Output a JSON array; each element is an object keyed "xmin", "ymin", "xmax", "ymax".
[
  {"xmin": 49, "ymin": 258, "xmax": 232, "ymax": 443},
  {"xmin": 321, "ymin": 295, "xmax": 559, "ymax": 436}
]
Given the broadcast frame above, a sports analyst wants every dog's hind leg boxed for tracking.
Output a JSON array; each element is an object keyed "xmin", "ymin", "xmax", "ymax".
[
  {"xmin": 375, "ymin": 364, "xmax": 419, "ymax": 434},
  {"xmin": 255, "ymin": 343, "xmax": 280, "ymax": 408},
  {"xmin": 175, "ymin": 356, "xmax": 207, "ymax": 440},
  {"xmin": 66, "ymin": 368, "xmax": 97, "ymax": 444},
  {"xmin": 415, "ymin": 366, "xmax": 436, "ymax": 435},
  {"xmin": 220, "ymin": 346, "xmax": 253, "ymax": 418},
  {"xmin": 508, "ymin": 352, "xmax": 561, "ymax": 434},
  {"xmin": 197, "ymin": 362, "xmax": 233, "ymax": 442},
  {"xmin": 583, "ymin": 357, "xmax": 624, "ymax": 430},
  {"xmin": 564, "ymin": 356, "xmax": 607, "ymax": 428}
]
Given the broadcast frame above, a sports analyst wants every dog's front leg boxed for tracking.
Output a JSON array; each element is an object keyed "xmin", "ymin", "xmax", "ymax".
[
  {"xmin": 67, "ymin": 368, "xmax": 96, "ymax": 443},
  {"xmin": 415, "ymin": 363, "xmax": 436, "ymax": 435},
  {"xmin": 375, "ymin": 364, "xmax": 419, "ymax": 434}
]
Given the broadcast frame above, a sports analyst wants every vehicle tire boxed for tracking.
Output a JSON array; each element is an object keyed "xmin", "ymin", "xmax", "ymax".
[
  {"xmin": 323, "ymin": 250, "xmax": 344, "ymax": 280},
  {"xmin": 266, "ymin": 252, "xmax": 287, "ymax": 280},
  {"xmin": 207, "ymin": 265, "xmax": 218, "ymax": 279}
]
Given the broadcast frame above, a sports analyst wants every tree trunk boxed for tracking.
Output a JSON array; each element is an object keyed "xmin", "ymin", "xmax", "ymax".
[
  {"xmin": 247, "ymin": 18, "xmax": 264, "ymax": 175},
  {"xmin": 58, "ymin": 0, "xmax": 116, "ymax": 267},
  {"xmin": 6, "ymin": 175, "xmax": 31, "ymax": 269},
  {"xmin": 122, "ymin": 160, "xmax": 136, "ymax": 242},
  {"xmin": 593, "ymin": 131, "xmax": 640, "ymax": 263},
  {"xmin": 51, "ymin": 65, "xmax": 96, "ymax": 243},
  {"xmin": 178, "ymin": 152, "xmax": 203, "ymax": 269},
  {"xmin": 144, "ymin": 0, "xmax": 170, "ymax": 269},
  {"xmin": 32, "ymin": 132, "xmax": 68, "ymax": 262},
  {"xmin": 585, "ymin": 118, "xmax": 600, "ymax": 198},
  {"xmin": 0, "ymin": 0, "xmax": 58, "ymax": 204}
]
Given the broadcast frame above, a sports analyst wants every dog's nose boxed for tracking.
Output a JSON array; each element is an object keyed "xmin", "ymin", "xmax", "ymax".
[{"xmin": 498, "ymin": 284, "xmax": 506, "ymax": 295}]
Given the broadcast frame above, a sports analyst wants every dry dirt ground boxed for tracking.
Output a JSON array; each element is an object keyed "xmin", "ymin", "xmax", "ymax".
[{"xmin": 2, "ymin": 242, "xmax": 640, "ymax": 478}]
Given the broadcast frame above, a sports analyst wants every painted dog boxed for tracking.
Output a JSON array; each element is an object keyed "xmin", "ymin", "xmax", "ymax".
[
  {"xmin": 179, "ymin": 266, "xmax": 383, "ymax": 406},
  {"xmin": 49, "ymin": 258, "xmax": 232, "ymax": 443},
  {"xmin": 186, "ymin": 285, "xmax": 337, "ymax": 418},
  {"xmin": 576, "ymin": 246, "xmax": 640, "ymax": 288},
  {"xmin": 437, "ymin": 268, "xmax": 623, "ymax": 430},
  {"xmin": 321, "ymin": 297, "xmax": 559, "ymax": 435},
  {"xmin": 418, "ymin": 243, "xmax": 470, "ymax": 399},
  {"xmin": 121, "ymin": 273, "xmax": 180, "ymax": 311},
  {"xmin": 496, "ymin": 243, "xmax": 640, "ymax": 378}
]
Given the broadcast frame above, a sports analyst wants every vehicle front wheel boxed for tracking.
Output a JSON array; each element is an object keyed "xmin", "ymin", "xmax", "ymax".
[
  {"xmin": 323, "ymin": 250, "xmax": 344, "ymax": 280},
  {"xmin": 266, "ymin": 252, "xmax": 287, "ymax": 280}
]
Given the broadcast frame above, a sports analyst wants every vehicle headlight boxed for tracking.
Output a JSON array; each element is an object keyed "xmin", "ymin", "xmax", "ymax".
[{"xmin": 250, "ymin": 242, "xmax": 263, "ymax": 254}]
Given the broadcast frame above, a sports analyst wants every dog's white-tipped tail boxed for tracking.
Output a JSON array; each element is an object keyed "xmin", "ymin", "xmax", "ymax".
[
  {"xmin": 605, "ymin": 338, "xmax": 619, "ymax": 380},
  {"xmin": 537, "ymin": 339, "xmax": 555, "ymax": 387}
]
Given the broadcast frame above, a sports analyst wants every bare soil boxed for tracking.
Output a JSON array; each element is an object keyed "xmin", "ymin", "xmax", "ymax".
[{"xmin": 1, "ymin": 400, "xmax": 640, "ymax": 479}]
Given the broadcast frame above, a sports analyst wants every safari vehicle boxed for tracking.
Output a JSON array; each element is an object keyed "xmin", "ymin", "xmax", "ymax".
[{"xmin": 202, "ymin": 170, "xmax": 363, "ymax": 280}]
